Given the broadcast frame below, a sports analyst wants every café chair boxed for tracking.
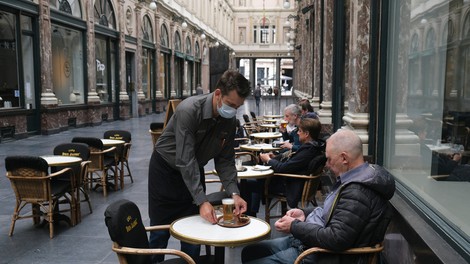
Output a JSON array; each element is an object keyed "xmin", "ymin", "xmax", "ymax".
[
  {"xmin": 264, "ymin": 155, "xmax": 326, "ymax": 222},
  {"xmin": 53, "ymin": 143, "xmax": 93, "ymax": 223},
  {"xmin": 5, "ymin": 155, "xmax": 74, "ymax": 238},
  {"xmin": 294, "ymin": 202, "xmax": 394, "ymax": 264},
  {"xmin": 103, "ymin": 130, "xmax": 133, "ymax": 188},
  {"xmin": 150, "ymin": 122, "xmax": 164, "ymax": 150},
  {"xmin": 72, "ymin": 137, "xmax": 117, "ymax": 197},
  {"xmin": 104, "ymin": 199, "xmax": 196, "ymax": 264}
]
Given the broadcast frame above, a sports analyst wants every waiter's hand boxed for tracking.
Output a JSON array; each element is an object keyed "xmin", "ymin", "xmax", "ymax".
[
  {"xmin": 232, "ymin": 194, "xmax": 247, "ymax": 216},
  {"xmin": 199, "ymin": 201, "xmax": 217, "ymax": 224}
]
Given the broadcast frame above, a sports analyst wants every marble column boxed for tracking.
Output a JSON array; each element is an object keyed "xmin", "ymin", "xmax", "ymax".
[
  {"xmin": 341, "ymin": 0, "xmax": 371, "ymax": 154},
  {"xmin": 318, "ymin": 0, "xmax": 333, "ymax": 125},
  {"xmin": 119, "ymin": 0, "xmax": 130, "ymax": 102},
  {"xmin": 86, "ymin": 0, "xmax": 100, "ymax": 103},
  {"xmin": 312, "ymin": 0, "xmax": 322, "ymax": 111},
  {"xmin": 135, "ymin": 4, "xmax": 145, "ymax": 101},
  {"xmin": 155, "ymin": 14, "xmax": 164, "ymax": 99},
  {"xmin": 38, "ymin": 0, "xmax": 57, "ymax": 106},
  {"xmin": 169, "ymin": 22, "xmax": 176, "ymax": 97}
]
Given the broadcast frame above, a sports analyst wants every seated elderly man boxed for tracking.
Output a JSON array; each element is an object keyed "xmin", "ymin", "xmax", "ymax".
[
  {"xmin": 279, "ymin": 104, "xmax": 302, "ymax": 152},
  {"xmin": 242, "ymin": 129, "xmax": 396, "ymax": 264},
  {"xmin": 240, "ymin": 118, "xmax": 324, "ymax": 216}
]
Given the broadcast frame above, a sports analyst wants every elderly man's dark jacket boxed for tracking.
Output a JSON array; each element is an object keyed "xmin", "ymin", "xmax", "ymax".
[{"xmin": 291, "ymin": 164, "xmax": 395, "ymax": 264}]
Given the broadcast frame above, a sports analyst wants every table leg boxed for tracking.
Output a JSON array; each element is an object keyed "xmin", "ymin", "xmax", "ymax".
[{"xmin": 214, "ymin": 246, "xmax": 225, "ymax": 264}]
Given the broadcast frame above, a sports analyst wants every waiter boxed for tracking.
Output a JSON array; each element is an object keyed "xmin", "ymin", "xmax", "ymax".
[{"xmin": 148, "ymin": 69, "xmax": 250, "ymax": 262}]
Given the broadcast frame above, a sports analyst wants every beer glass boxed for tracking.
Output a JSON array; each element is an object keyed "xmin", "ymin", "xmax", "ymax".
[{"xmin": 222, "ymin": 198, "xmax": 234, "ymax": 224}]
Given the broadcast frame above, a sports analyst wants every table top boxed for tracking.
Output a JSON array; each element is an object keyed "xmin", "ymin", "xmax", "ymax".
[
  {"xmin": 260, "ymin": 124, "xmax": 278, "ymax": 129},
  {"xmin": 40, "ymin": 155, "xmax": 82, "ymax": 166},
  {"xmin": 263, "ymin": 119, "xmax": 280, "ymax": 123},
  {"xmin": 170, "ymin": 215, "xmax": 270, "ymax": 247},
  {"xmin": 263, "ymin": 115, "xmax": 283, "ymax": 119},
  {"xmin": 101, "ymin": 139, "xmax": 125, "ymax": 146},
  {"xmin": 426, "ymin": 144, "xmax": 452, "ymax": 152},
  {"xmin": 250, "ymin": 132, "xmax": 283, "ymax": 139},
  {"xmin": 240, "ymin": 143, "xmax": 281, "ymax": 152},
  {"xmin": 238, "ymin": 165, "xmax": 274, "ymax": 179}
]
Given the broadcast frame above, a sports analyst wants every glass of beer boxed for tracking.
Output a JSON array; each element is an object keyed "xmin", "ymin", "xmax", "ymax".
[
  {"xmin": 222, "ymin": 198, "xmax": 235, "ymax": 224},
  {"xmin": 281, "ymin": 120, "xmax": 288, "ymax": 129}
]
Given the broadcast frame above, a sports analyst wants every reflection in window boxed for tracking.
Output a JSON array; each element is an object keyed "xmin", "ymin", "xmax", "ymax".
[
  {"xmin": 185, "ymin": 36, "xmax": 192, "ymax": 55},
  {"xmin": 142, "ymin": 15, "xmax": 153, "ymax": 42},
  {"xmin": 384, "ymin": 0, "xmax": 470, "ymax": 244},
  {"xmin": 0, "ymin": 11, "xmax": 18, "ymax": 108},
  {"xmin": 51, "ymin": 25, "xmax": 84, "ymax": 105},
  {"xmin": 94, "ymin": 0, "xmax": 116, "ymax": 29},
  {"xmin": 160, "ymin": 24, "xmax": 169, "ymax": 47},
  {"xmin": 174, "ymin": 31, "xmax": 182, "ymax": 52},
  {"xmin": 49, "ymin": 0, "xmax": 82, "ymax": 18},
  {"xmin": 95, "ymin": 37, "xmax": 108, "ymax": 102}
]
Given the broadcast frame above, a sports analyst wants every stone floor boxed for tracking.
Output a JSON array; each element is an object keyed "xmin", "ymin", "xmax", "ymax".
[{"xmin": 0, "ymin": 97, "xmax": 304, "ymax": 264}]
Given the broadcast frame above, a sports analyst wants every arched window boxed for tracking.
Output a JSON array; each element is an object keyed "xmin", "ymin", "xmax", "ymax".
[
  {"xmin": 463, "ymin": 13, "xmax": 470, "ymax": 39},
  {"xmin": 49, "ymin": 0, "xmax": 82, "ymax": 18},
  {"xmin": 94, "ymin": 0, "xmax": 116, "ymax": 29},
  {"xmin": 442, "ymin": 19, "xmax": 453, "ymax": 45},
  {"xmin": 142, "ymin": 15, "xmax": 153, "ymax": 42},
  {"xmin": 174, "ymin": 31, "xmax": 182, "ymax": 52},
  {"xmin": 195, "ymin": 41, "xmax": 200, "ymax": 59},
  {"xmin": 185, "ymin": 36, "xmax": 192, "ymax": 55},
  {"xmin": 160, "ymin": 24, "xmax": 169, "ymax": 47},
  {"xmin": 425, "ymin": 28, "xmax": 436, "ymax": 50},
  {"xmin": 410, "ymin": 33, "xmax": 419, "ymax": 53}
]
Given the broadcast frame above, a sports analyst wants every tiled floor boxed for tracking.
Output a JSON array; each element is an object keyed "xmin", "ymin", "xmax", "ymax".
[{"xmin": 0, "ymin": 97, "xmax": 298, "ymax": 264}]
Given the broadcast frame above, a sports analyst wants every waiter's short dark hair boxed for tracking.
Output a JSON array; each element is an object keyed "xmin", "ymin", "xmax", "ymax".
[{"xmin": 216, "ymin": 70, "xmax": 251, "ymax": 98}]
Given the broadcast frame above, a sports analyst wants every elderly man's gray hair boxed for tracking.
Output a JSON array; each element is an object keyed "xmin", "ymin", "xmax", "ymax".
[{"xmin": 284, "ymin": 104, "xmax": 301, "ymax": 116}]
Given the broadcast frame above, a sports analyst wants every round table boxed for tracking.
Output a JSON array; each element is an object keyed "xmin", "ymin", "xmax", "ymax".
[
  {"xmin": 250, "ymin": 132, "xmax": 282, "ymax": 141},
  {"xmin": 40, "ymin": 155, "xmax": 82, "ymax": 166},
  {"xmin": 264, "ymin": 114, "xmax": 283, "ymax": 119},
  {"xmin": 238, "ymin": 165, "xmax": 274, "ymax": 179},
  {"xmin": 240, "ymin": 143, "xmax": 281, "ymax": 152},
  {"xmin": 101, "ymin": 139, "xmax": 125, "ymax": 146},
  {"xmin": 170, "ymin": 215, "xmax": 270, "ymax": 264}
]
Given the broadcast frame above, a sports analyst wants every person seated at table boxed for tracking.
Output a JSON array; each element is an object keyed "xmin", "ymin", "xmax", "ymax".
[
  {"xmin": 241, "ymin": 129, "xmax": 396, "ymax": 264},
  {"xmin": 279, "ymin": 104, "xmax": 302, "ymax": 152},
  {"xmin": 409, "ymin": 117, "xmax": 461, "ymax": 175},
  {"xmin": 240, "ymin": 118, "xmax": 324, "ymax": 216},
  {"xmin": 299, "ymin": 98, "xmax": 319, "ymax": 119}
]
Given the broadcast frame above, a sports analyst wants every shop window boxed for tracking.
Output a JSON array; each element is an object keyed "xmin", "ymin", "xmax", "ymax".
[
  {"xmin": 384, "ymin": 0, "xmax": 470, "ymax": 249},
  {"xmin": 94, "ymin": 0, "xmax": 116, "ymax": 30},
  {"xmin": 51, "ymin": 24, "xmax": 84, "ymax": 105}
]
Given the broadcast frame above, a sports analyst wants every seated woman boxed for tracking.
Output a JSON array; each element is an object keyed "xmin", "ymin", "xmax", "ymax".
[
  {"xmin": 299, "ymin": 99, "xmax": 319, "ymax": 119},
  {"xmin": 240, "ymin": 118, "xmax": 325, "ymax": 216}
]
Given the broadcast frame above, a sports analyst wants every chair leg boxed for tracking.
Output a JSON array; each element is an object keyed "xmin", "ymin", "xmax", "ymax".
[
  {"xmin": 102, "ymin": 170, "xmax": 108, "ymax": 197},
  {"xmin": 9, "ymin": 201, "xmax": 20, "ymax": 236},
  {"xmin": 124, "ymin": 160, "xmax": 133, "ymax": 183},
  {"xmin": 120, "ymin": 162, "xmax": 124, "ymax": 190},
  {"xmin": 48, "ymin": 204, "xmax": 54, "ymax": 239},
  {"xmin": 80, "ymin": 187, "xmax": 93, "ymax": 214}
]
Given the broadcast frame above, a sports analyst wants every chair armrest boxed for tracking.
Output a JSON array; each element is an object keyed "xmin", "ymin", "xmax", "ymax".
[
  {"xmin": 272, "ymin": 173, "xmax": 320, "ymax": 180},
  {"xmin": 145, "ymin": 224, "xmax": 171, "ymax": 231},
  {"xmin": 428, "ymin": 174, "xmax": 450, "ymax": 180},
  {"xmin": 49, "ymin": 167, "xmax": 74, "ymax": 179},
  {"xmin": 91, "ymin": 146, "xmax": 116, "ymax": 155},
  {"xmin": 112, "ymin": 243, "xmax": 195, "ymax": 264},
  {"xmin": 294, "ymin": 244, "xmax": 383, "ymax": 264}
]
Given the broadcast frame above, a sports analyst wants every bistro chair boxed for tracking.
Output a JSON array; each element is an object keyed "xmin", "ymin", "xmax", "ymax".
[
  {"xmin": 150, "ymin": 122, "xmax": 164, "ymax": 150},
  {"xmin": 294, "ymin": 203, "xmax": 394, "ymax": 264},
  {"xmin": 53, "ymin": 143, "xmax": 93, "ymax": 223},
  {"xmin": 5, "ymin": 155, "xmax": 74, "ymax": 238},
  {"xmin": 103, "ymin": 130, "xmax": 133, "ymax": 188},
  {"xmin": 72, "ymin": 137, "xmax": 117, "ymax": 197},
  {"xmin": 104, "ymin": 199, "xmax": 196, "ymax": 264},
  {"xmin": 264, "ymin": 155, "xmax": 326, "ymax": 222}
]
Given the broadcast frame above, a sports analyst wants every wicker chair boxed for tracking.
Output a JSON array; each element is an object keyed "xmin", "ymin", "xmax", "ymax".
[
  {"xmin": 72, "ymin": 137, "xmax": 117, "ymax": 197},
  {"xmin": 104, "ymin": 199, "xmax": 196, "ymax": 264},
  {"xmin": 150, "ymin": 122, "xmax": 164, "ymax": 150},
  {"xmin": 294, "ymin": 202, "xmax": 394, "ymax": 264},
  {"xmin": 5, "ymin": 156, "xmax": 74, "ymax": 238},
  {"xmin": 53, "ymin": 143, "xmax": 92, "ymax": 223},
  {"xmin": 264, "ymin": 155, "xmax": 326, "ymax": 222},
  {"xmin": 103, "ymin": 130, "xmax": 133, "ymax": 189}
]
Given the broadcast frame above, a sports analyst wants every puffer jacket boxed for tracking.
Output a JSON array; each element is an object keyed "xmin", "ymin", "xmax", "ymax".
[{"xmin": 290, "ymin": 164, "xmax": 395, "ymax": 264}]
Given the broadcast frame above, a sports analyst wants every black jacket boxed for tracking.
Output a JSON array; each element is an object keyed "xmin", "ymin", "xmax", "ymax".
[
  {"xmin": 290, "ymin": 164, "xmax": 395, "ymax": 264},
  {"xmin": 267, "ymin": 139, "xmax": 325, "ymax": 207}
]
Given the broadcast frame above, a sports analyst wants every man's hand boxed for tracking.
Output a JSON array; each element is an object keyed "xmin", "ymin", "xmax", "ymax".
[
  {"xmin": 285, "ymin": 208, "xmax": 306, "ymax": 221},
  {"xmin": 199, "ymin": 202, "xmax": 217, "ymax": 224},
  {"xmin": 274, "ymin": 215, "xmax": 296, "ymax": 233},
  {"xmin": 281, "ymin": 142, "xmax": 293, "ymax": 150},
  {"xmin": 232, "ymin": 194, "xmax": 247, "ymax": 216},
  {"xmin": 259, "ymin": 153, "xmax": 270, "ymax": 163}
]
